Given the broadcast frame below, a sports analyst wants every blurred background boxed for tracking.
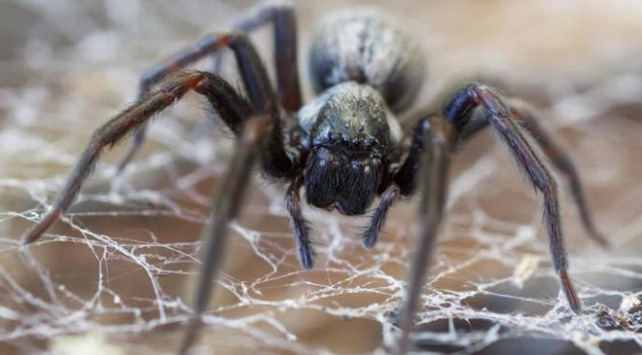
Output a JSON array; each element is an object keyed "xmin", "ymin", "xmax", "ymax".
[{"xmin": 1, "ymin": 1, "xmax": 642, "ymax": 354}]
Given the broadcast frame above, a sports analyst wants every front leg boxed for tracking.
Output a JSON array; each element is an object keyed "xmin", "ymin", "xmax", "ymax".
[
  {"xmin": 285, "ymin": 176, "xmax": 315, "ymax": 268},
  {"xmin": 21, "ymin": 68, "xmax": 294, "ymax": 245},
  {"xmin": 178, "ymin": 115, "xmax": 274, "ymax": 355},
  {"xmin": 22, "ymin": 72, "xmax": 210, "ymax": 245},
  {"xmin": 508, "ymin": 99, "xmax": 609, "ymax": 248},
  {"xmin": 436, "ymin": 89, "xmax": 609, "ymax": 249},
  {"xmin": 446, "ymin": 83, "xmax": 582, "ymax": 313},
  {"xmin": 360, "ymin": 113, "xmax": 446, "ymax": 249},
  {"xmin": 397, "ymin": 115, "xmax": 456, "ymax": 355}
]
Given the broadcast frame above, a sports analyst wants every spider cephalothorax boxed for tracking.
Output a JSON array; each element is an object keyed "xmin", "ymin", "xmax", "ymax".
[
  {"xmin": 21, "ymin": 2, "xmax": 609, "ymax": 354},
  {"xmin": 300, "ymin": 82, "xmax": 399, "ymax": 215}
]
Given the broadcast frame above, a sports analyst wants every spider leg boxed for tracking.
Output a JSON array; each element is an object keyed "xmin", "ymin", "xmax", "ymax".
[
  {"xmin": 22, "ymin": 65, "xmax": 293, "ymax": 245},
  {"xmin": 438, "ymin": 96, "xmax": 608, "ymax": 248},
  {"xmin": 117, "ymin": 10, "xmax": 297, "ymax": 172},
  {"xmin": 360, "ymin": 118, "xmax": 438, "ymax": 249},
  {"xmin": 397, "ymin": 115, "xmax": 456, "ymax": 355},
  {"xmin": 178, "ymin": 115, "xmax": 272, "ymax": 355},
  {"xmin": 285, "ymin": 176, "xmax": 315, "ymax": 268},
  {"xmin": 447, "ymin": 83, "xmax": 582, "ymax": 313},
  {"xmin": 397, "ymin": 84, "xmax": 590, "ymax": 352},
  {"xmin": 361, "ymin": 185, "xmax": 401, "ymax": 249},
  {"xmin": 215, "ymin": 0, "xmax": 302, "ymax": 112},
  {"xmin": 22, "ymin": 72, "xmax": 207, "ymax": 244},
  {"xmin": 438, "ymin": 91, "xmax": 609, "ymax": 249},
  {"xmin": 508, "ymin": 99, "xmax": 609, "ymax": 248},
  {"xmin": 361, "ymin": 114, "xmax": 446, "ymax": 249},
  {"xmin": 394, "ymin": 117, "xmax": 436, "ymax": 196}
]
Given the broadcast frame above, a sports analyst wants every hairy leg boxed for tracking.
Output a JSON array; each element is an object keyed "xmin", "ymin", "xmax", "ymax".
[
  {"xmin": 508, "ymin": 99, "xmax": 609, "ymax": 247},
  {"xmin": 396, "ymin": 84, "xmax": 589, "ymax": 353},
  {"xmin": 219, "ymin": 0, "xmax": 302, "ymax": 112},
  {"xmin": 437, "ymin": 92, "xmax": 608, "ymax": 248},
  {"xmin": 285, "ymin": 176, "xmax": 315, "ymax": 268},
  {"xmin": 23, "ymin": 72, "xmax": 207, "ymax": 244},
  {"xmin": 178, "ymin": 115, "xmax": 274, "ymax": 355},
  {"xmin": 361, "ymin": 112, "xmax": 445, "ymax": 250},
  {"xmin": 21, "ymin": 70, "xmax": 292, "ymax": 245},
  {"xmin": 361, "ymin": 184, "xmax": 401, "ymax": 249},
  {"xmin": 449, "ymin": 83, "xmax": 582, "ymax": 313},
  {"xmin": 117, "ymin": 14, "xmax": 296, "ymax": 172},
  {"xmin": 397, "ymin": 115, "xmax": 456, "ymax": 354}
]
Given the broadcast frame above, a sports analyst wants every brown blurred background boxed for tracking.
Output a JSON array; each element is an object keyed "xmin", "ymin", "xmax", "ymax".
[{"xmin": 1, "ymin": 1, "xmax": 642, "ymax": 354}]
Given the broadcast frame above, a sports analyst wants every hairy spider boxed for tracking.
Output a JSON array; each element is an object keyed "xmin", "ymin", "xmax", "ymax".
[{"xmin": 21, "ymin": 1, "xmax": 609, "ymax": 354}]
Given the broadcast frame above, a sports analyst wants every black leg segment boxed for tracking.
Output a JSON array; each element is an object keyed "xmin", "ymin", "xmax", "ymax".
[
  {"xmin": 21, "ymin": 70, "xmax": 294, "ymax": 245},
  {"xmin": 23, "ymin": 71, "xmax": 209, "ymax": 245},
  {"xmin": 394, "ymin": 115, "xmax": 440, "ymax": 196},
  {"xmin": 508, "ymin": 99, "xmax": 609, "ymax": 248},
  {"xmin": 216, "ymin": 0, "xmax": 302, "ymax": 112},
  {"xmin": 362, "ymin": 184, "xmax": 400, "ymax": 249},
  {"xmin": 397, "ymin": 115, "xmax": 456, "ymax": 355},
  {"xmin": 285, "ymin": 177, "xmax": 315, "ymax": 269},
  {"xmin": 178, "ymin": 115, "xmax": 274, "ymax": 355},
  {"xmin": 445, "ymin": 83, "xmax": 582, "ymax": 313},
  {"xmin": 117, "ymin": 28, "xmax": 286, "ymax": 174}
]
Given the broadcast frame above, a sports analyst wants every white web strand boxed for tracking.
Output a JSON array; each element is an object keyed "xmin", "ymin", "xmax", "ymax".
[{"xmin": 2, "ymin": 1, "xmax": 642, "ymax": 355}]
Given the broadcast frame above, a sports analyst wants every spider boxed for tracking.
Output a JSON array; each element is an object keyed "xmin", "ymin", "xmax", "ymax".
[{"xmin": 20, "ymin": 1, "xmax": 609, "ymax": 354}]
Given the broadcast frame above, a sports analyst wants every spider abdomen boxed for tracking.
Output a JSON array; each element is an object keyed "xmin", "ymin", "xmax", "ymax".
[{"xmin": 308, "ymin": 8, "xmax": 426, "ymax": 113}]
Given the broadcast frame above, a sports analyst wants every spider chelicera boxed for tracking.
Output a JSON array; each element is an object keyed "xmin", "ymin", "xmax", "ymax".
[{"xmin": 21, "ymin": 1, "xmax": 609, "ymax": 354}]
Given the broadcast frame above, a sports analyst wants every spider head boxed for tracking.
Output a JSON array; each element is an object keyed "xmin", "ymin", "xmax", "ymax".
[
  {"xmin": 304, "ymin": 144, "xmax": 384, "ymax": 215},
  {"xmin": 301, "ymin": 82, "xmax": 397, "ymax": 215}
]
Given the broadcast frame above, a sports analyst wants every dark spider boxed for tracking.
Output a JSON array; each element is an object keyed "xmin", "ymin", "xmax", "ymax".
[{"xmin": 20, "ymin": 1, "xmax": 610, "ymax": 354}]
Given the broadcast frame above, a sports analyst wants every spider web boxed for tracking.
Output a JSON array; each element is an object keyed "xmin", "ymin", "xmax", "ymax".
[{"xmin": 2, "ymin": 1, "xmax": 642, "ymax": 354}]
